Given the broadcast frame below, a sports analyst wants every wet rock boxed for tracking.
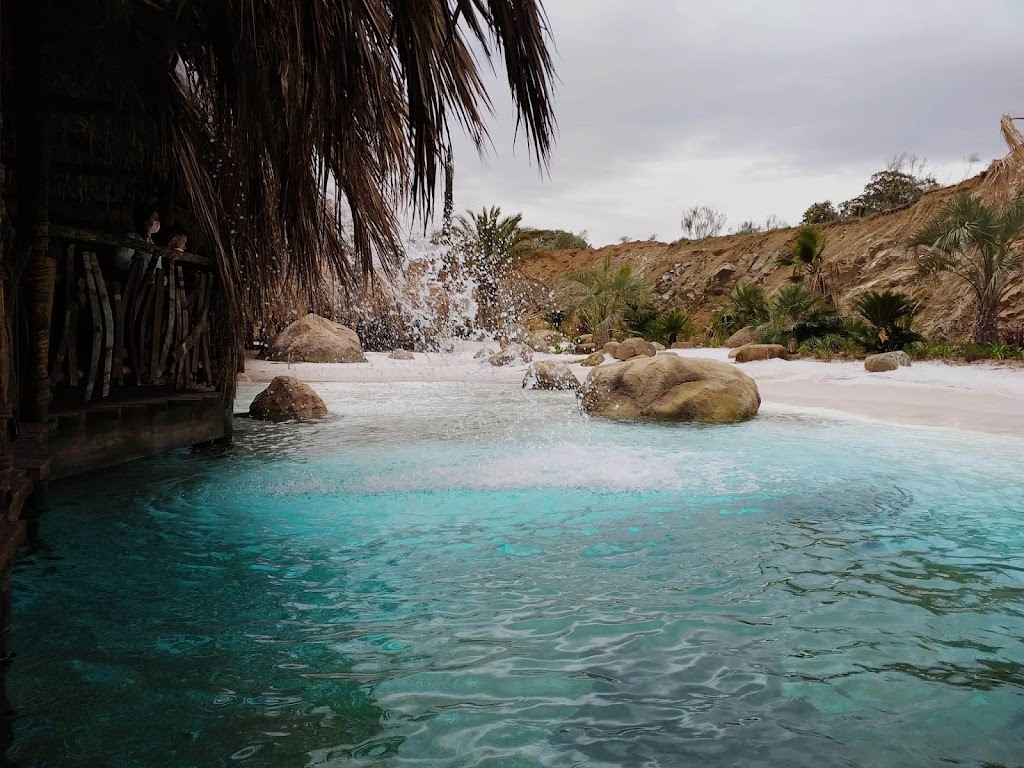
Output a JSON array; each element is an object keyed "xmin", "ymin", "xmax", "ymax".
[
  {"xmin": 581, "ymin": 355, "xmax": 760, "ymax": 423},
  {"xmin": 267, "ymin": 314, "xmax": 366, "ymax": 363},
  {"xmin": 474, "ymin": 347, "xmax": 496, "ymax": 361},
  {"xmin": 522, "ymin": 361, "xmax": 580, "ymax": 391},
  {"xmin": 580, "ymin": 352, "xmax": 605, "ymax": 367},
  {"xmin": 489, "ymin": 343, "xmax": 534, "ymax": 367},
  {"xmin": 249, "ymin": 376, "xmax": 328, "ymax": 422},
  {"xmin": 389, "ymin": 349, "xmax": 415, "ymax": 360}
]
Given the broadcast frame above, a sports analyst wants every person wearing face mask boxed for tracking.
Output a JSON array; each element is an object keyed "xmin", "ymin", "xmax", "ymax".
[{"xmin": 113, "ymin": 206, "xmax": 162, "ymax": 275}]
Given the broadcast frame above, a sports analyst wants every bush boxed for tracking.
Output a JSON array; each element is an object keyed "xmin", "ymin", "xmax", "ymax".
[
  {"xmin": 680, "ymin": 205, "xmax": 727, "ymax": 240},
  {"xmin": 851, "ymin": 289, "xmax": 923, "ymax": 352},
  {"xmin": 907, "ymin": 340, "xmax": 1024, "ymax": 362},
  {"xmin": 802, "ymin": 201, "xmax": 839, "ymax": 224}
]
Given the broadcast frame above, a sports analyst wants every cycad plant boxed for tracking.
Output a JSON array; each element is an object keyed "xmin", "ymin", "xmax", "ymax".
[
  {"xmin": 852, "ymin": 290, "xmax": 922, "ymax": 351},
  {"xmin": 557, "ymin": 256, "xmax": 652, "ymax": 347},
  {"xmin": 776, "ymin": 226, "xmax": 832, "ymax": 296},
  {"xmin": 907, "ymin": 193, "xmax": 1024, "ymax": 343},
  {"xmin": 657, "ymin": 310, "xmax": 695, "ymax": 346}
]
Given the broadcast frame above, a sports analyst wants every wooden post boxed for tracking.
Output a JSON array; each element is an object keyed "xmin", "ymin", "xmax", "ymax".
[{"xmin": 13, "ymin": 0, "xmax": 54, "ymax": 422}]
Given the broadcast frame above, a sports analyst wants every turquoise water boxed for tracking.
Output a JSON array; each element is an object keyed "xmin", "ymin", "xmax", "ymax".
[{"xmin": 8, "ymin": 382, "xmax": 1024, "ymax": 767}]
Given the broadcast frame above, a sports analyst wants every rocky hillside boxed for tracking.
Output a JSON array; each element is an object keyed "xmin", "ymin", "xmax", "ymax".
[{"xmin": 518, "ymin": 155, "xmax": 1024, "ymax": 340}]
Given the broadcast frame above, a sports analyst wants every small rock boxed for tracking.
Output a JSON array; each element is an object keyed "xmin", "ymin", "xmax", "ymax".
[
  {"xmin": 671, "ymin": 342, "xmax": 695, "ymax": 349},
  {"xmin": 725, "ymin": 327, "xmax": 757, "ymax": 349},
  {"xmin": 522, "ymin": 361, "xmax": 580, "ymax": 391},
  {"xmin": 734, "ymin": 344, "xmax": 788, "ymax": 363},
  {"xmin": 249, "ymin": 376, "xmax": 328, "ymax": 422},
  {"xmin": 489, "ymin": 343, "xmax": 534, "ymax": 367},
  {"xmin": 389, "ymin": 349, "xmax": 415, "ymax": 360},
  {"xmin": 580, "ymin": 352, "xmax": 605, "ymax": 367},
  {"xmin": 652, "ymin": 342, "xmax": 666, "ymax": 351},
  {"xmin": 865, "ymin": 352, "xmax": 904, "ymax": 372},
  {"xmin": 603, "ymin": 341, "xmax": 621, "ymax": 356},
  {"xmin": 612, "ymin": 338, "xmax": 657, "ymax": 361},
  {"xmin": 474, "ymin": 347, "xmax": 496, "ymax": 360}
]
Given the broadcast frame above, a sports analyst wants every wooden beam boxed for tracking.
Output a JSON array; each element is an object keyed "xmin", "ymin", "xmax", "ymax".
[{"xmin": 50, "ymin": 225, "xmax": 212, "ymax": 267}]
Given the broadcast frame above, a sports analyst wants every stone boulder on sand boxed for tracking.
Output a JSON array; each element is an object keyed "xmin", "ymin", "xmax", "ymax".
[
  {"xmin": 267, "ymin": 314, "xmax": 366, "ymax": 363},
  {"xmin": 389, "ymin": 349, "xmax": 415, "ymax": 360},
  {"xmin": 725, "ymin": 327, "xmax": 757, "ymax": 348},
  {"xmin": 733, "ymin": 344, "xmax": 788, "ymax": 363},
  {"xmin": 522, "ymin": 361, "xmax": 580, "ymax": 391},
  {"xmin": 603, "ymin": 341, "xmax": 621, "ymax": 357},
  {"xmin": 489, "ymin": 343, "xmax": 534, "ymax": 367},
  {"xmin": 580, "ymin": 354, "xmax": 760, "ymax": 423},
  {"xmin": 611, "ymin": 337, "xmax": 657, "ymax": 361},
  {"xmin": 864, "ymin": 351, "xmax": 911, "ymax": 372},
  {"xmin": 671, "ymin": 341, "xmax": 695, "ymax": 349},
  {"xmin": 580, "ymin": 352, "xmax": 605, "ymax": 367},
  {"xmin": 249, "ymin": 376, "xmax": 328, "ymax": 422},
  {"xmin": 652, "ymin": 342, "xmax": 666, "ymax": 351}
]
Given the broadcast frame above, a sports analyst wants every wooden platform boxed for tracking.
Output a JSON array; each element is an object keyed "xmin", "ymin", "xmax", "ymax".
[{"xmin": 46, "ymin": 387, "xmax": 228, "ymax": 480}]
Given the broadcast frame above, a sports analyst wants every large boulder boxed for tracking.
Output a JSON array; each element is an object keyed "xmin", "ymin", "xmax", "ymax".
[
  {"xmin": 267, "ymin": 314, "xmax": 366, "ymax": 363},
  {"xmin": 734, "ymin": 344, "xmax": 788, "ymax": 363},
  {"xmin": 612, "ymin": 337, "xmax": 657, "ymax": 361},
  {"xmin": 522, "ymin": 361, "xmax": 580, "ymax": 391},
  {"xmin": 603, "ymin": 341, "xmax": 621, "ymax": 357},
  {"xmin": 581, "ymin": 355, "xmax": 760, "ymax": 424},
  {"xmin": 389, "ymin": 349, "xmax": 415, "ymax": 360},
  {"xmin": 489, "ymin": 343, "xmax": 534, "ymax": 367},
  {"xmin": 652, "ymin": 342, "xmax": 666, "ymax": 351},
  {"xmin": 249, "ymin": 377, "xmax": 328, "ymax": 422},
  {"xmin": 580, "ymin": 352, "xmax": 605, "ymax": 367},
  {"xmin": 865, "ymin": 351, "xmax": 911, "ymax": 372},
  {"xmin": 725, "ymin": 327, "xmax": 757, "ymax": 348}
]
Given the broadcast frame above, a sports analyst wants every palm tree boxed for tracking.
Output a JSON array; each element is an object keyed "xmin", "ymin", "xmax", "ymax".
[
  {"xmin": 907, "ymin": 193, "xmax": 1024, "ymax": 343},
  {"xmin": 557, "ymin": 257, "xmax": 652, "ymax": 347},
  {"xmin": 776, "ymin": 226, "xmax": 831, "ymax": 296},
  {"xmin": 657, "ymin": 311, "xmax": 695, "ymax": 346},
  {"xmin": 853, "ymin": 290, "xmax": 923, "ymax": 352},
  {"xmin": 729, "ymin": 283, "xmax": 772, "ymax": 328},
  {"xmin": 452, "ymin": 206, "xmax": 525, "ymax": 324}
]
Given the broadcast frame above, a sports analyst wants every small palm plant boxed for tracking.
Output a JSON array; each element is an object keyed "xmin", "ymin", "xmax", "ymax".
[
  {"xmin": 852, "ymin": 290, "xmax": 923, "ymax": 352},
  {"xmin": 759, "ymin": 284, "xmax": 844, "ymax": 346},
  {"xmin": 907, "ymin": 193, "xmax": 1024, "ymax": 343},
  {"xmin": 656, "ymin": 310, "xmax": 695, "ymax": 346},
  {"xmin": 452, "ymin": 206, "xmax": 525, "ymax": 324},
  {"xmin": 557, "ymin": 256, "xmax": 652, "ymax": 347},
  {"xmin": 776, "ymin": 226, "xmax": 831, "ymax": 296},
  {"xmin": 729, "ymin": 283, "xmax": 772, "ymax": 328}
]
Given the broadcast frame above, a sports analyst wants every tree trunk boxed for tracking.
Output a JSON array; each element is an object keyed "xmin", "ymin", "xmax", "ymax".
[{"xmin": 973, "ymin": 302, "xmax": 999, "ymax": 345}]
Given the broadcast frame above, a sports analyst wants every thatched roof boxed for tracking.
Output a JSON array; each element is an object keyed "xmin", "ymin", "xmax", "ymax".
[{"xmin": 6, "ymin": 0, "xmax": 556, "ymax": 326}]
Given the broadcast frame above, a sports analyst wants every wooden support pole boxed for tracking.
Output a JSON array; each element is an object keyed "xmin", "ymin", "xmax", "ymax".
[{"xmin": 13, "ymin": 0, "xmax": 54, "ymax": 422}]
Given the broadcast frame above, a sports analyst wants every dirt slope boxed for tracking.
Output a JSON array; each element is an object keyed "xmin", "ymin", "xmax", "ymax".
[{"xmin": 518, "ymin": 155, "xmax": 1024, "ymax": 340}]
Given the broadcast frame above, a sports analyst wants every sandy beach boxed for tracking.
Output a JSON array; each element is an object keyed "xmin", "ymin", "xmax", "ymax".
[{"xmin": 242, "ymin": 345, "xmax": 1024, "ymax": 438}]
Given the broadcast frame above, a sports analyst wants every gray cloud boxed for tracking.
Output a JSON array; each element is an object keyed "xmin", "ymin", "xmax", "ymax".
[{"xmin": 449, "ymin": 0, "xmax": 1023, "ymax": 244}]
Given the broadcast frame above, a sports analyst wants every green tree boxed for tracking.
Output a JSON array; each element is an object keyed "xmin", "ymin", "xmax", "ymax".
[
  {"xmin": 452, "ymin": 206, "xmax": 525, "ymax": 323},
  {"xmin": 656, "ymin": 311, "xmax": 695, "ymax": 346},
  {"xmin": 802, "ymin": 201, "xmax": 839, "ymax": 224},
  {"xmin": 557, "ymin": 256, "xmax": 652, "ymax": 347},
  {"xmin": 907, "ymin": 193, "xmax": 1024, "ymax": 343},
  {"xmin": 776, "ymin": 226, "xmax": 831, "ymax": 296},
  {"xmin": 840, "ymin": 169, "xmax": 938, "ymax": 218},
  {"xmin": 852, "ymin": 290, "xmax": 923, "ymax": 352}
]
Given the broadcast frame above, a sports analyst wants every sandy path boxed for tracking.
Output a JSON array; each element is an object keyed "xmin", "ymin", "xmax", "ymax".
[{"xmin": 242, "ymin": 345, "xmax": 1024, "ymax": 438}]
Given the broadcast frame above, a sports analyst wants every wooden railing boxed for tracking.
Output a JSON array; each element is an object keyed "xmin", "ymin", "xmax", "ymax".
[{"xmin": 49, "ymin": 226, "xmax": 218, "ymax": 401}]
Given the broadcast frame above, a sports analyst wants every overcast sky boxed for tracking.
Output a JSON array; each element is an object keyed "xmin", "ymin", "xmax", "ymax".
[{"xmin": 445, "ymin": 0, "xmax": 1022, "ymax": 246}]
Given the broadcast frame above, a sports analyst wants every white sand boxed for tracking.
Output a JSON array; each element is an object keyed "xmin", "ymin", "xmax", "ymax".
[{"xmin": 243, "ymin": 344, "xmax": 1024, "ymax": 437}]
